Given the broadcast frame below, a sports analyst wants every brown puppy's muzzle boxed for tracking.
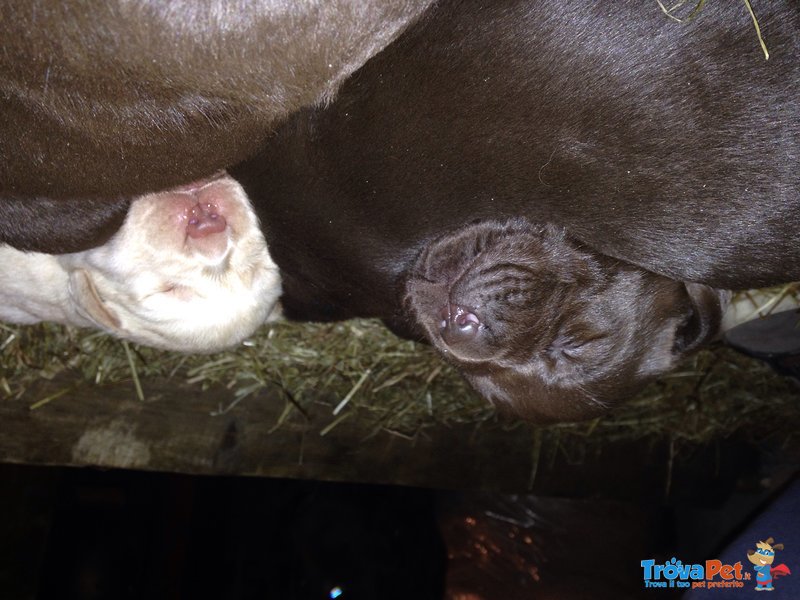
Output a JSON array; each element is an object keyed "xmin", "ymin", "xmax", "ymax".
[{"xmin": 439, "ymin": 303, "xmax": 484, "ymax": 353}]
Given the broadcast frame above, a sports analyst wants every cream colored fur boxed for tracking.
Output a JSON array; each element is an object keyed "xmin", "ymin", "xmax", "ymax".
[{"xmin": 0, "ymin": 176, "xmax": 280, "ymax": 352}]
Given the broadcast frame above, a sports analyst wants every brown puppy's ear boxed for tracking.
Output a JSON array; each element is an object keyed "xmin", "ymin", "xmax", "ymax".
[
  {"xmin": 673, "ymin": 283, "xmax": 731, "ymax": 354},
  {"xmin": 765, "ymin": 537, "xmax": 775, "ymax": 545},
  {"xmin": 773, "ymin": 543, "xmax": 785, "ymax": 551},
  {"xmin": 68, "ymin": 269, "xmax": 122, "ymax": 331},
  {"xmin": 747, "ymin": 549, "xmax": 756, "ymax": 556}
]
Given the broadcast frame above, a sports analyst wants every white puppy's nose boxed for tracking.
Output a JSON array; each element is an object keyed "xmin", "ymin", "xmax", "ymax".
[{"xmin": 187, "ymin": 202, "xmax": 226, "ymax": 238}]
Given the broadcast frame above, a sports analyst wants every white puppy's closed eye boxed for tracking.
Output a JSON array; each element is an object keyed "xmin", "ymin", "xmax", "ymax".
[{"xmin": 0, "ymin": 174, "xmax": 281, "ymax": 353}]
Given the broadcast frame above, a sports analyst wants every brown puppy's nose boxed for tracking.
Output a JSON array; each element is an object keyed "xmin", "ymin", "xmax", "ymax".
[{"xmin": 439, "ymin": 304, "xmax": 481, "ymax": 347}]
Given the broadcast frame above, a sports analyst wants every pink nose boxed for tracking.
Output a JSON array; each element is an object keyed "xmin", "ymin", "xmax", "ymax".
[
  {"xmin": 439, "ymin": 304, "xmax": 481, "ymax": 346},
  {"xmin": 186, "ymin": 202, "xmax": 227, "ymax": 238}
]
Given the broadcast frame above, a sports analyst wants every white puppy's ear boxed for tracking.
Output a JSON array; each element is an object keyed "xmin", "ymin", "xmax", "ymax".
[{"xmin": 68, "ymin": 269, "xmax": 123, "ymax": 331}]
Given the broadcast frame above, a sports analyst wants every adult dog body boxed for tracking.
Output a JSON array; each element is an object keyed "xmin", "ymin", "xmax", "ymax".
[{"xmin": 235, "ymin": 0, "xmax": 799, "ymax": 296}]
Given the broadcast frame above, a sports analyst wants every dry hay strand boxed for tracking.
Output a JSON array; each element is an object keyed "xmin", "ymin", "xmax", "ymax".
[
  {"xmin": 656, "ymin": 0, "xmax": 770, "ymax": 60},
  {"xmin": 1, "ymin": 319, "xmax": 491, "ymax": 434}
]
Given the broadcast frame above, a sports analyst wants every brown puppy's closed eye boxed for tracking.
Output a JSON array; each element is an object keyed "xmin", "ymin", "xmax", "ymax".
[{"xmin": 404, "ymin": 218, "xmax": 730, "ymax": 423}]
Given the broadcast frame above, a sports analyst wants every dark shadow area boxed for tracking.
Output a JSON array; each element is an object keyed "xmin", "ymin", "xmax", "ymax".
[
  {"xmin": 1, "ymin": 459, "xmax": 797, "ymax": 600},
  {"xmin": 2, "ymin": 465, "xmax": 446, "ymax": 600}
]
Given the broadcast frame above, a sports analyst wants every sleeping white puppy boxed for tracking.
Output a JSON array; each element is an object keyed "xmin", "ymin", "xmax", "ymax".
[{"xmin": 0, "ymin": 173, "xmax": 281, "ymax": 352}]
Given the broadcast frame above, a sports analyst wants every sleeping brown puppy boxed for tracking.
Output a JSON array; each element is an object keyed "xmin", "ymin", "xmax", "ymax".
[{"xmin": 405, "ymin": 219, "xmax": 729, "ymax": 422}]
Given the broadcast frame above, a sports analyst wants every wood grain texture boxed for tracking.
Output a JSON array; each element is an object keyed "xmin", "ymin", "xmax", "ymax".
[{"xmin": 1, "ymin": 375, "xmax": 781, "ymax": 501}]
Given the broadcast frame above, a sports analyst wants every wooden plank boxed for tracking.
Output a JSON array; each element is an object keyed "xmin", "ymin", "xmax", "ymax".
[{"xmin": 1, "ymin": 376, "xmax": 788, "ymax": 499}]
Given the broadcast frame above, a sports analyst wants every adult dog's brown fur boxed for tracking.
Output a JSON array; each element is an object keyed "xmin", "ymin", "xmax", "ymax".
[
  {"xmin": 0, "ymin": 0, "xmax": 434, "ymax": 251},
  {"xmin": 235, "ymin": 0, "xmax": 799, "ymax": 292}
]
